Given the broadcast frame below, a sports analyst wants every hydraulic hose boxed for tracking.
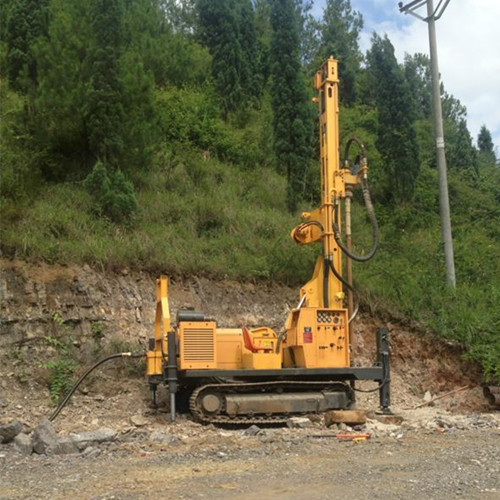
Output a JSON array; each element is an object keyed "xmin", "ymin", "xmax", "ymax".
[
  {"xmin": 351, "ymin": 373, "xmax": 390, "ymax": 393},
  {"xmin": 275, "ymin": 330, "xmax": 286, "ymax": 354},
  {"xmin": 48, "ymin": 352, "xmax": 144, "ymax": 422},
  {"xmin": 333, "ymin": 179, "xmax": 379, "ymax": 262},
  {"xmin": 327, "ymin": 259, "xmax": 359, "ymax": 324},
  {"xmin": 342, "ymin": 136, "xmax": 366, "ymax": 166},
  {"xmin": 334, "ymin": 136, "xmax": 379, "ymax": 263}
]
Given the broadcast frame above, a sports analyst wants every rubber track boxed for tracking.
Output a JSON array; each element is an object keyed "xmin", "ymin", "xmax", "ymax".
[{"xmin": 189, "ymin": 380, "xmax": 353, "ymax": 425}]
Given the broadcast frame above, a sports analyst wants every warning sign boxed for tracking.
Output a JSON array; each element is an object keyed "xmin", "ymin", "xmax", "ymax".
[{"xmin": 303, "ymin": 327, "xmax": 313, "ymax": 343}]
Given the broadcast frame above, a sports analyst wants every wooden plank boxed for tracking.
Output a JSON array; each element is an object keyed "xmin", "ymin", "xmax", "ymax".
[{"xmin": 324, "ymin": 410, "xmax": 366, "ymax": 426}]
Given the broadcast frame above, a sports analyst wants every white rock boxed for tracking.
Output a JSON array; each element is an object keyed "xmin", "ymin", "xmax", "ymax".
[{"xmin": 130, "ymin": 415, "xmax": 148, "ymax": 427}]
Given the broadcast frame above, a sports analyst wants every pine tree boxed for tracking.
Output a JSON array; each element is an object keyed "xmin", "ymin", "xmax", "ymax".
[
  {"xmin": 404, "ymin": 53, "xmax": 432, "ymax": 120},
  {"xmin": 448, "ymin": 119, "xmax": 478, "ymax": 174},
  {"xmin": 316, "ymin": 0, "xmax": 363, "ymax": 106},
  {"xmin": 198, "ymin": 0, "xmax": 243, "ymax": 115},
  {"xmin": 478, "ymin": 125, "xmax": 496, "ymax": 164},
  {"xmin": 237, "ymin": 0, "xmax": 262, "ymax": 102},
  {"xmin": 294, "ymin": 0, "xmax": 319, "ymax": 67},
  {"xmin": 270, "ymin": 0, "xmax": 314, "ymax": 212},
  {"xmin": 4, "ymin": 0, "xmax": 49, "ymax": 94},
  {"xmin": 34, "ymin": 0, "xmax": 93, "ymax": 180},
  {"xmin": 85, "ymin": 0, "xmax": 125, "ymax": 166},
  {"xmin": 366, "ymin": 33, "xmax": 420, "ymax": 201},
  {"xmin": 254, "ymin": 0, "xmax": 272, "ymax": 85}
]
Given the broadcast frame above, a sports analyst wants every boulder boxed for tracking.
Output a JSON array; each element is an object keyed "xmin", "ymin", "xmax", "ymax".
[
  {"xmin": 324, "ymin": 410, "xmax": 367, "ymax": 427},
  {"xmin": 32, "ymin": 419, "xmax": 59, "ymax": 455},
  {"xmin": 130, "ymin": 415, "xmax": 148, "ymax": 427},
  {"xmin": 149, "ymin": 430, "xmax": 180, "ymax": 445},
  {"xmin": 70, "ymin": 428, "xmax": 117, "ymax": 451},
  {"xmin": 55, "ymin": 436, "xmax": 79, "ymax": 455},
  {"xmin": 82, "ymin": 446, "xmax": 101, "ymax": 459},
  {"xmin": 0, "ymin": 420, "xmax": 23, "ymax": 443},
  {"xmin": 14, "ymin": 433, "xmax": 33, "ymax": 455},
  {"xmin": 243, "ymin": 425, "xmax": 260, "ymax": 437}
]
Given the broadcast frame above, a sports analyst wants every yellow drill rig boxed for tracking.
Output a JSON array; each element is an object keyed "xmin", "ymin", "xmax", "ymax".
[{"xmin": 146, "ymin": 57, "xmax": 391, "ymax": 424}]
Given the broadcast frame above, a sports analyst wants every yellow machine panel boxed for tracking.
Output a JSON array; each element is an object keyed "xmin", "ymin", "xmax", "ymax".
[
  {"xmin": 146, "ymin": 350, "xmax": 162, "ymax": 376},
  {"xmin": 178, "ymin": 321, "xmax": 217, "ymax": 369},
  {"xmin": 284, "ymin": 308, "xmax": 349, "ymax": 368},
  {"xmin": 241, "ymin": 326, "xmax": 282, "ymax": 370},
  {"xmin": 242, "ymin": 351, "xmax": 281, "ymax": 370},
  {"xmin": 215, "ymin": 329, "xmax": 243, "ymax": 369}
]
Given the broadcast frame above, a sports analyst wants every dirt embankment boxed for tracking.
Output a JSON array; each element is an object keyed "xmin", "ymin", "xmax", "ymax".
[{"xmin": 0, "ymin": 257, "xmax": 489, "ymax": 434}]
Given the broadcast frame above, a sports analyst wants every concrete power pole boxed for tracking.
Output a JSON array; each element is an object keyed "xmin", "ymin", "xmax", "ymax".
[{"xmin": 399, "ymin": 0, "xmax": 456, "ymax": 288}]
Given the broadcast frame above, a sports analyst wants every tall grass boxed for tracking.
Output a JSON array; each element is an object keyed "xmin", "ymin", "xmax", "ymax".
[{"xmin": 0, "ymin": 150, "xmax": 316, "ymax": 283}]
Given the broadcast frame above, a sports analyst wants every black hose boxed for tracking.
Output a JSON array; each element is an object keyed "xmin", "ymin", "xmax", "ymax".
[
  {"xmin": 327, "ymin": 258, "xmax": 359, "ymax": 324},
  {"xmin": 275, "ymin": 330, "xmax": 287, "ymax": 354},
  {"xmin": 343, "ymin": 136, "xmax": 366, "ymax": 163},
  {"xmin": 327, "ymin": 258, "xmax": 353, "ymax": 293},
  {"xmin": 333, "ymin": 180, "xmax": 379, "ymax": 262},
  {"xmin": 351, "ymin": 374, "xmax": 390, "ymax": 393},
  {"xmin": 48, "ymin": 352, "xmax": 144, "ymax": 422}
]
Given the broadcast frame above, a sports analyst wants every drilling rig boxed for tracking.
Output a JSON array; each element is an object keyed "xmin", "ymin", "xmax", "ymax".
[{"xmin": 146, "ymin": 57, "xmax": 391, "ymax": 424}]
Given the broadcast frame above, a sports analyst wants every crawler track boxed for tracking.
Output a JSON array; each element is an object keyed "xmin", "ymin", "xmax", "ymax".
[{"xmin": 189, "ymin": 380, "xmax": 353, "ymax": 425}]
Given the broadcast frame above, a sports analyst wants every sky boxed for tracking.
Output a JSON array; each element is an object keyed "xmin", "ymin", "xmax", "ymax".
[{"xmin": 311, "ymin": 0, "xmax": 500, "ymax": 150}]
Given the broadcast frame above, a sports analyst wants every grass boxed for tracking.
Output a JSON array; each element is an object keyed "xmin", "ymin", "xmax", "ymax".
[
  {"xmin": 352, "ymin": 165, "xmax": 500, "ymax": 378},
  {"xmin": 0, "ymin": 149, "xmax": 316, "ymax": 283}
]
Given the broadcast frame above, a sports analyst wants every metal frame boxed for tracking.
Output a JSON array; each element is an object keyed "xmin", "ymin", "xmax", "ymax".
[
  {"xmin": 165, "ymin": 327, "xmax": 392, "ymax": 421},
  {"xmin": 178, "ymin": 367, "xmax": 383, "ymax": 380}
]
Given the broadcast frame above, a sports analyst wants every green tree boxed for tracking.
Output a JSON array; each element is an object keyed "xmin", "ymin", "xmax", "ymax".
[
  {"xmin": 404, "ymin": 53, "xmax": 432, "ymax": 120},
  {"xmin": 447, "ymin": 119, "xmax": 478, "ymax": 174},
  {"xmin": 254, "ymin": 0, "xmax": 272, "ymax": 85},
  {"xmin": 366, "ymin": 33, "xmax": 420, "ymax": 201},
  {"xmin": 270, "ymin": 0, "xmax": 314, "ymax": 212},
  {"xmin": 84, "ymin": 161, "xmax": 137, "ymax": 222},
  {"xmin": 477, "ymin": 125, "xmax": 496, "ymax": 165},
  {"xmin": 85, "ymin": 0, "xmax": 125, "ymax": 166},
  {"xmin": 198, "ymin": 0, "xmax": 243, "ymax": 115},
  {"xmin": 294, "ymin": 0, "xmax": 319, "ymax": 67},
  {"xmin": 440, "ymin": 92, "xmax": 478, "ymax": 175},
  {"xmin": 237, "ymin": 0, "xmax": 263, "ymax": 102},
  {"xmin": 316, "ymin": 0, "xmax": 363, "ymax": 106},
  {"xmin": 4, "ymin": 0, "xmax": 49, "ymax": 94},
  {"xmin": 34, "ymin": 0, "xmax": 93, "ymax": 180}
]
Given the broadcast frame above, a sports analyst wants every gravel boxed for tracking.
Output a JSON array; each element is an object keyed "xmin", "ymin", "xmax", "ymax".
[{"xmin": 0, "ymin": 412, "xmax": 499, "ymax": 500}]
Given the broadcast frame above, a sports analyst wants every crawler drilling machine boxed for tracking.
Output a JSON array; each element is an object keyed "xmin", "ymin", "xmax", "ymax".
[{"xmin": 146, "ymin": 57, "xmax": 391, "ymax": 424}]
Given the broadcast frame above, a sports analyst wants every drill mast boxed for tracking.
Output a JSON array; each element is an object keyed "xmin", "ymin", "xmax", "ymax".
[{"xmin": 291, "ymin": 57, "xmax": 363, "ymax": 310}]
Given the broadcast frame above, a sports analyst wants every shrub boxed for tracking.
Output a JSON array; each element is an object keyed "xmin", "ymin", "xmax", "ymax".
[{"xmin": 84, "ymin": 161, "xmax": 137, "ymax": 223}]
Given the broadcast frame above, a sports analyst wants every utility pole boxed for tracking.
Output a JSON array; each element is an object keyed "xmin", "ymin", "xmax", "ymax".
[{"xmin": 399, "ymin": 0, "xmax": 456, "ymax": 288}]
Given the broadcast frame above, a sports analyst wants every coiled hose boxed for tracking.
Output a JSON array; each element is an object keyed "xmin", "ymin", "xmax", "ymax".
[
  {"xmin": 333, "ymin": 179, "xmax": 379, "ymax": 262},
  {"xmin": 333, "ymin": 136, "xmax": 379, "ymax": 263},
  {"xmin": 48, "ymin": 352, "xmax": 144, "ymax": 422}
]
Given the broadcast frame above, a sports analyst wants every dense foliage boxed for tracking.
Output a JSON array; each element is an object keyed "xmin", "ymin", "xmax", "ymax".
[
  {"xmin": 270, "ymin": 0, "xmax": 314, "ymax": 211},
  {"xmin": 1, "ymin": 0, "xmax": 499, "ymax": 378}
]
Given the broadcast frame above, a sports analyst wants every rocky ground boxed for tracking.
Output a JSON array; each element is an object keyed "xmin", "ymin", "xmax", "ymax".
[
  {"xmin": 0, "ymin": 407, "xmax": 499, "ymax": 500},
  {"xmin": 1, "ymin": 259, "xmax": 498, "ymax": 499}
]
